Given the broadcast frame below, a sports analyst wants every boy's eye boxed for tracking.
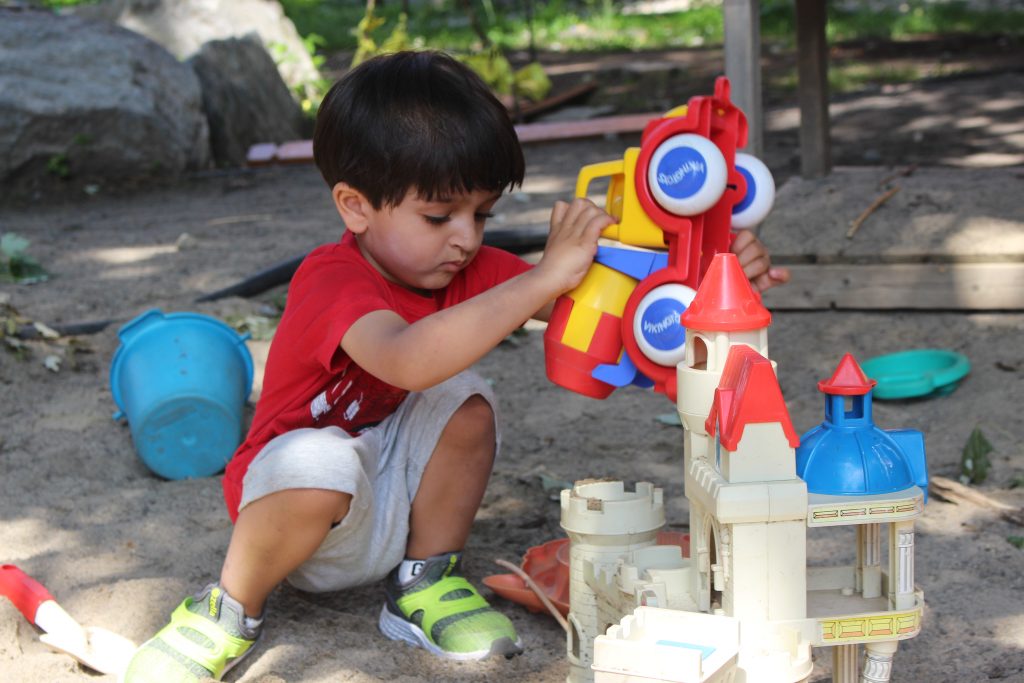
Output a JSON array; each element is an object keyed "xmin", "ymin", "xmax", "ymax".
[{"xmin": 423, "ymin": 212, "xmax": 494, "ymax": 225}]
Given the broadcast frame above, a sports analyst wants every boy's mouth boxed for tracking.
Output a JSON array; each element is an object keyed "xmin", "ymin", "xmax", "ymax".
[{"xmin": 439, "ymin": 260, "xmax": 465, "ymax": 273}]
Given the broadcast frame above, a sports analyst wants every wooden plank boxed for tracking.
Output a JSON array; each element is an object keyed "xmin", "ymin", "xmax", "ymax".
[
  {"xmin": 795, "ymin": 0, "xmax": 831, "ymax": 178},
  {"xmin": 276, "ymin": 140, "xmax": 314, "ymax": 164},
  {"xmin": 761, "ymin": 262, "xmax": 1024, "ymax": 310},
  {"xmin": 723, "ymin": 0, "xmax": 763, "ymax": 157},
  {"xmin": 515, "ymin": 81, "xmax": 599, "ymax": 121},
  {"xmin": 513, "ymin": 113, "xmax": 657, "ymax": 144},
  {"xmin": 245, "ymin": 142, "xmax": 277, "ymax": 167},
  {"xmin": 245, "ymin": 113, "xmax": 659, "ymax": 166}
]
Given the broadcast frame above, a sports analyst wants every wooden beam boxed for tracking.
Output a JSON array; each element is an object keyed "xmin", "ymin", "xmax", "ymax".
[
  {"xmin": 723, "ymin": 0, "xmax": 763, "ymax": 156},
  {"xmin": 245, "ymin": 113, "xmax": 660, "ymax": 166},
  {"xmin": 513, "ymin": 113, "xmax": 656, "ymax": 144},
  {"xmin": 515, "ymin": 81, "xmax": 599, "ymax": 122},
  {"xmin": 761, "ymin": 262, "xmax": 1024, "ymax": 310},
  {"xmin": 795, "ymin": 0, "xmax": 831, "ymax": 178}
]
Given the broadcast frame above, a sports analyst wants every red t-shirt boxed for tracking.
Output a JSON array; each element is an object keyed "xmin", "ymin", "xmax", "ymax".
[{"xmin": 222, "ymin": 231, "xmax": 533, "ymax": 519}]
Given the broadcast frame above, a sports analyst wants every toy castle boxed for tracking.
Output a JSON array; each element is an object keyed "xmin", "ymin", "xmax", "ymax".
[{"xmin": 543, "ymin": 79, "xmax": 928, "ymax": 683}]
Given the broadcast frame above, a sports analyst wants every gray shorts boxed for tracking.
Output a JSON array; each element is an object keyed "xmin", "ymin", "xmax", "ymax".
[{"xmin": 238, "ymin": 371, "xmax": 498, "ymax": 593}]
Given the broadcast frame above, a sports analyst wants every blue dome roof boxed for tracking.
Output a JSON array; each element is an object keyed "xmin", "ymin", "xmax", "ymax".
[
  {"xmin": 797, "ymin": 417, "xmax": 916, "ymax": 496},
  {"xmin": 797, "ymin": 354, "xmax": 927, "ymax": 498}
]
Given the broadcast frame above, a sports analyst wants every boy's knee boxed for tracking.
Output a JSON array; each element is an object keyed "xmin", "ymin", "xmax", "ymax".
[
  {"xmin": 447, "ymin": 394, "xmax": 496, "ymax": 452},
  {"xmin": 256, "ymin": 488, "xmax": 353, "ymax": 526}
]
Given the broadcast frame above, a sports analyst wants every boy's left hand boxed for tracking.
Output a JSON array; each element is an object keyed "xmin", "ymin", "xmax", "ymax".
[{"xmin": 730, "ymin": 229, "xmax": 790, "ymax": 293}]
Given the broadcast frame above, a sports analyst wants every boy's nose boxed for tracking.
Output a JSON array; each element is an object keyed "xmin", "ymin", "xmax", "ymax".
[{"xmin": 448, "ymin": 219, "xmax": 480, "ymax": 252}]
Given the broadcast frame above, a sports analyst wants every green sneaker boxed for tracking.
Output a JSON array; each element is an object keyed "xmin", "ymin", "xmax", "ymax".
[
  {"xmin": 379, "ymin": 552, "xmax": 524, "ymax": 661},
  {"xmin": 121, "ymin": 584, "xmax": 260, "ymax": 683}
]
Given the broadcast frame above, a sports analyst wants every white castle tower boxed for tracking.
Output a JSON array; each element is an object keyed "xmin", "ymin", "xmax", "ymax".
[
  {"xmin": 676, "ymin": 250, "xmax": 774, "ymax": 615},
  {"xmin": 560, "ymin": 480, "xmax": 666, "ymax": 683}
]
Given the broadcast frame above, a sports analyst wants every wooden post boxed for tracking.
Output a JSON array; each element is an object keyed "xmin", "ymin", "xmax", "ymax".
[
  {"xmin": 795, "ymin": 0, "xmax": 831, "ymax": 177},
  {"xmin": 723, "ymin": 0, "xmax": 763, "ymax": 157}
]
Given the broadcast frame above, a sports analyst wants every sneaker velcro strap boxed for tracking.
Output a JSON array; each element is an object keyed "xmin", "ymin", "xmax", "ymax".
[
  {"xmin": 156, "ymin": 600, "xmax": 255, "ymax": 677},
  {"xmin": 395, "ymin": 576, "xmax": 489, "ymax": 646}
]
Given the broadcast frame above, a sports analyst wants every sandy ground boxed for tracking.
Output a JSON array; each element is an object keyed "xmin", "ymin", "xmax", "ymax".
[{"xmin": 2, "ymin": 64, "xmax": 1024, "ymax": 682}]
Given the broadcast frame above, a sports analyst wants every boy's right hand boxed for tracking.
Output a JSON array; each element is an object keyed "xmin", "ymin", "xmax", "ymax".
[{"xmin": 535, "ymin": 198, "xmax": 615, "ymax": 296}]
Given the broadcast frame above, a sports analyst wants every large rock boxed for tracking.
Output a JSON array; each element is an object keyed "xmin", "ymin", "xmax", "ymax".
[
  {"xmin": 188, "ymin": 35, "xmax": 305, "ymax": 166},
  {"xmin": 72, "ymin": 0, "xmax": 321, "ymax": 103},
  {"xmin": 0, "ymin": 8, "xmax": 209, "ymax": 198}
]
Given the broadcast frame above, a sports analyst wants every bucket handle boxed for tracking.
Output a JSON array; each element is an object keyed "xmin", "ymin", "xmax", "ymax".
[{"xmin": 116, "ymin": 308, "xmax": 164, "ymax": 346}]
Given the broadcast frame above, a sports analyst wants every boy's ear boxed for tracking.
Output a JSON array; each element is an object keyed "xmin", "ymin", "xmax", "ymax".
[{"xmin": 331, "ymin": 182, "xmax": 373, "ymax": 234}]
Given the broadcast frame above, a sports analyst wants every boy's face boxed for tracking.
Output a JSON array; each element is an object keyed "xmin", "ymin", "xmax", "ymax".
[{"xmin": 336, "ymin": 186, "xmax": 502, "ymax": 292}]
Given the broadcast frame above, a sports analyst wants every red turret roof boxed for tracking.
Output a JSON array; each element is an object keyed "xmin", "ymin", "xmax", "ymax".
[
  {"xmin": 706, "ymin": 345, "xmax": 799, "ymax": 451},
  {"xmin": 680, "ymin": 253, "xmax": 771, "ymax": 331},
  {"xmin": 817, "ymin": 353, "xmax": 877, "ymax": 395}
]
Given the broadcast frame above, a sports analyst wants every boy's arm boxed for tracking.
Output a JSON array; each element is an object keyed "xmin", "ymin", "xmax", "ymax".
[{"xmin": 342, "ymin": 199, "xmax": 614, "ymax": 391}]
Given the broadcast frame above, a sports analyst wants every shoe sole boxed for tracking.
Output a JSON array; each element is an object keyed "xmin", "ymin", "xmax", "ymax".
[{"xmin": 377, "ymin": 605, "xmax": 523, "ymax": 661}]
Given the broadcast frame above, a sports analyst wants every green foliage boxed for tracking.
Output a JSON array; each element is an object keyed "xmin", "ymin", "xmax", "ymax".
[
  {"xmin": 0, "ymin": 233, "xmax": 49, "ymax": 284},
  {"xmin": 825, "ymin": 0, "xmax": 1024, "ymax": 42},
  {"xmin": 352, "ymin": 7, "xmax": 416, "ymax": 67},
  {"xmin": 512, "ymin": 61, "xmax": 552, "ymax": 102},
  {"xmin": 279, "ymin": 0, "xmax": 370, "ymax": 54},
  {"xmin": 227, "ymin": 314, "xmax": 279, "ymax": 342},
  {"xmin": 960, "ymin": 426, "xmax": 994, "ymax": 485},
  {"xmin": 350, "ymin": 7, "xmax": 551, "ymax": 103},
  {"xmin": 280, "ymin": 0, "xmax": 1024, "ymax": 56},
  {"xmin": 269, "ymin": 32, "xmax": 333, "ymax": 116},
  {"xmin": 37, "ymin": 0, "xmax": 102, "ymax": 7},
  {"xmin": 1008, "ymin": 536, "xmax": 1024, "ymax": 550},
  {"xmin": 459, "ymin": 49, "xmax": 551, "ymax": 101},
  {"xmin": 46, "ymin": 153, "xmax": 70, "ymax": 179},
  {"xmin": 769, "ymin": 62, "xmax": 925, "ymax": 95},
  {"xmin": 763, "ymin": 0, "xmax": 1024, "ymax": 45}
]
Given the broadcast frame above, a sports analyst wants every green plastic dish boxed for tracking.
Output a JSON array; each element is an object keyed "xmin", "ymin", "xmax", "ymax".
[{"xmin": 861, "ymin": 349, "xmax": 970, "ymax": 400}]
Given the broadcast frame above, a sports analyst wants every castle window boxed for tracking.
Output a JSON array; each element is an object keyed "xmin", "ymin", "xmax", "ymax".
[
  {"xmin": 689, "ymin": 334, "xmax": 709, "ymax": 370},
  {"xmin": 844, "ymin": 396, "xmax": 864, "ymax": 419}
]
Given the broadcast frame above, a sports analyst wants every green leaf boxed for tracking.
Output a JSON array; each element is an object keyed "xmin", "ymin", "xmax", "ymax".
[
  {"xmin": 1, "ymin": 233, "xmax": 30, "ymax": 258},
  {"xmin": 0, "ymin": 233, "xmax": 50, "ymax": 283},
  {"xmin": 460, "ymin": 50, "xmax": 514, "ymax": 95},
  {"xmin": 513, "ymin": 62, "xmax": 552, "ymax": 102},
  {"xmin": 380, "ymin": 13, "xmax": 412, "ymax": 53},
  {"xmin": 538, "ymin": 472, "xmax": 573, "ymax": 500},
  {"xmin": 1008, "ymin": 536, "xmax": 1024, "ymax": 550},
  {"xmin": 959, "ymin": 426, "xmax": 994, "ymax": 485},
  {"xmin": 227, "ymin": 315, "xmax": 279, "ymax": 342}
]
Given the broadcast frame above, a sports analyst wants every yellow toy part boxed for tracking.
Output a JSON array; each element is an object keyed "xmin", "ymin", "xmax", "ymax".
[
  {"xmin": 560, "ymin": 262, "xmax": 637, "ymax": 353},
  {"xmin": 575, "ymin": 148, "xmax": 667, "ymax": 250}
]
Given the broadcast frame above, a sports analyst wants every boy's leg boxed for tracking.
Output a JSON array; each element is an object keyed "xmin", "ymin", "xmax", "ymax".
[
  {"xmin": 381, "ymin": 392, "xmax": 523, "ymax": 660},
  {"xmin": 222, "ymin": 488, "xmax": 352, "ymax": 617},
  {"xmin": 123, "ymin": 488, "xmax": 351, "ymax": 683},
  {"xmin": 126, "ymin": 424, "xmax": 375, "ymax": 683},
  {"xmin": 406, "ymin": 394, "xmax": 494, "ymax": 559}
]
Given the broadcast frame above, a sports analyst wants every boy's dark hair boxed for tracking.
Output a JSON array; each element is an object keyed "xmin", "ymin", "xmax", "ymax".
[{"xmin": 313, "ymin": 51, "xmax": 525, "ymax": 209}]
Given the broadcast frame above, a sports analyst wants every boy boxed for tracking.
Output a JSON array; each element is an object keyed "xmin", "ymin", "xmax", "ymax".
[{"xmin": 124, "ymin": 51, "xmax": 789, "ymax": 682}]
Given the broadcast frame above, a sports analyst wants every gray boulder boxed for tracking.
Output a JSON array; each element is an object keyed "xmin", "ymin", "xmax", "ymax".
[
  {"xmin": 71, "ymin": 0, "xmax": 322, "ymax": 104},
  {"xmin": 0, "ymin": 8, "xmax": 209, "ymax": 197},
  {"xmin": 188, "ymin": 35, "xmax": 305, "ymax": 167}
]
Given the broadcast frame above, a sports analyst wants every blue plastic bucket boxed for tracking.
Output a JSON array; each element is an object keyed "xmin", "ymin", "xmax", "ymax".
[{"xmin": 110, "ymin": 309, "xmax": 254, "ymax": 480}]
